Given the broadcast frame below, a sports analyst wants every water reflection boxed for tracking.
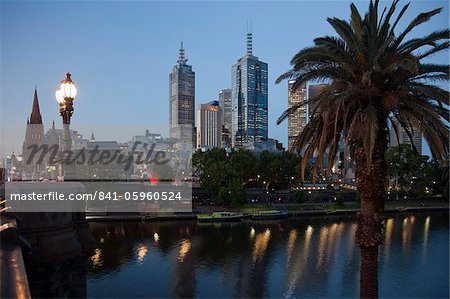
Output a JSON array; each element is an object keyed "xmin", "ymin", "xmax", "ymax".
[
  {"xmin": 91, "ymin": 248, "xmax": 103, "ymax": 268},
  {"xmin": 347, "ymin": 223, "xmax": 357, "ymax": 261},
  {"xmin": 252, "ymin": 228, "xmax": 271, "ymax": 263},
  {"xmin": 284, "ymin": 225, "xmax": 314, "ymax": 297},
  {"xmin": 402, "ymin": 215, "xmax": 416, "ymax": 253},
  {"xmin": 317, "ymin": 226, "xmax": 329, "ymax": 270},
  {"xmin": 137, "ymin": 243, "xmax": 148, "ymax": 263},
  {"xmin": 286, "ymin": 229, "xmax": 298, "ymax": 265},
  {"xmin": 423, "ymin": 216, "xmax": 430, "ymax": 260},
  {"xmin": 83, "ymin": 212, "xmax": 449, "ymax": 298},
  {"xmin": 178, "ymin": 239, "xmax": 191, "ymax": 262},
  {"xmin": 384, "ymin": 218, "xmax": 394, "ymax": 262}
]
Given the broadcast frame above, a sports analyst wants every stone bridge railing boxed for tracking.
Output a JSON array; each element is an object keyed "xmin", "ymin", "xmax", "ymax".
[{"xmin": 0, "ymin": 218, "xmax": 31, "ymax": 299}]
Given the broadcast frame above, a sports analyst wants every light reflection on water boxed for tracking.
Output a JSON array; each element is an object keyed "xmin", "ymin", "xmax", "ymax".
[
  {"xmin": 87, "ymin": 212, "xmax": 449, "ymax": 298},
  {"xmin": 252, "ymin": 228, "xmax": 271, "ymax": 263},
  {"xmin": 178, "ymin": 239, "xmax": 191, "ymax": 263}
]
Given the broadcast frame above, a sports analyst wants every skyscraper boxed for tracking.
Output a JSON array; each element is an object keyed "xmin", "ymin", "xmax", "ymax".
[
  {"xmin": 196, "ymin": 101, "xmax": 222, "ymax": 149},
  {"xmin": 169, "ymin": 42, "xmax": 195, "ymax": 144},
  {"xmin": 231, "ymin": 32, "xmax": 268, "ymax": 148},
  {"xmin": 219, "ymin": 88, "xmax": 232, "ymax": 147},
  {"xmin": 287, "ymin": 80, "xmax": 307, "ymax": 151},
  {"xmin": 388, "ymin": 120, "xmax": 423, "ymax": 154},
  {"xmin": 22, "ymin": 88, "xmax": 44, "ymax": 179}
]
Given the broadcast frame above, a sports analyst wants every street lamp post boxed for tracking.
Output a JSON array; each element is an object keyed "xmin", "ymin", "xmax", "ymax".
[
  {"xmin": 56, "ymin": 72, "xmax": 95, "ymax": 250},
  {"xmin": 55, "ymin": 72, "xmax": 77, "ymax": 180}
]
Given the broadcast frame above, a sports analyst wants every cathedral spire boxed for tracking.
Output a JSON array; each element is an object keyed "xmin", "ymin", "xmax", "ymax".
[{"xmin": 29, "ymin": 87, "xmax": 43, "ymax": 124}]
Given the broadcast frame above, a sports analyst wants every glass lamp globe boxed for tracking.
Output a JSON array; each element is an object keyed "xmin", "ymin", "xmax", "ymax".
[
  {"xmin": 55, "ymin": 89, "xmax": 64, "ymax": 104},
  {"xmin": 59, "ymin": 72, "xmax": 77, "ymax": 99}
]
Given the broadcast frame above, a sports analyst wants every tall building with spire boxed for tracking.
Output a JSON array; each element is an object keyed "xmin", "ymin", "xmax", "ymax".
[
  {"xmin": 22, "ymin": 88, "xmax": 45, "ymax": 179},
  {"xmin": 169, "ymin": 42, "xmax": 195, "ymax": 144},
  {"xmin": 231, "ymin": 32, "xmax": 268, "ymax": 147}
]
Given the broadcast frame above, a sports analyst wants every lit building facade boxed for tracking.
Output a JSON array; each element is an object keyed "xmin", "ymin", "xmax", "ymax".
[
  {"xmin": 389, "ymin": 120, "xmax": 423, "ymax": 154},
  {"xmin": 287, "ymin": 80, "xmax": 307, "ymax": 151},
  {"xmin": 196, "ymin": 101, "xmax": 222, "ymax": 149},
  {"xmin": 219, "ymin": 88, "xmax": 232, "ymax": 147},
  {"xmin": 231, "ymin": 33, "xmax": 268, "ymax": 147}
]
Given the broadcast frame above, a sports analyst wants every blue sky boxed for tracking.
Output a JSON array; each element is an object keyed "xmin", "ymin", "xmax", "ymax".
[{"xmin": 1, "ymin": 0, "xmax": 448, "ymax": 156}]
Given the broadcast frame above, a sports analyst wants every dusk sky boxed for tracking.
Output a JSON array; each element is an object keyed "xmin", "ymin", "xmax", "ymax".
[{"xmin": 1, "ymin": 0, "xmax": 448, "ymax": 157}]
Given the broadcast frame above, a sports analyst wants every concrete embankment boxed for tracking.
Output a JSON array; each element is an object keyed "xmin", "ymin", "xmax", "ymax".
[
  {"xmin": 85, "ymin": 206, "xmax": 449, "ymax": 222},
  {"xmin": 86, "ymin": 213, "xmax": 197, "ymax": 222},
  {"xmin": 290, "ymin": 206, "xmax": 448, "ymax": 217}
]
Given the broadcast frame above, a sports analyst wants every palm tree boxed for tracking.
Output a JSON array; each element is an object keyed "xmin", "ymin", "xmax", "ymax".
[{"xmin": 276, "ymin": 0, "xmax": 449, "ymax": 297}]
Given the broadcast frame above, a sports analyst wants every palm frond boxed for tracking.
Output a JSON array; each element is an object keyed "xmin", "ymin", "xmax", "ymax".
[
  {"xmin": 417, "ymin": 41, "xmax": 450, "ymax": 60},
  {"xmin": 276, "ymin": 98, "xmax": 309, "ymax": 125},
  {"xmin": 393, "ymin": 8, "xmax": 443, "ymax": 49}
]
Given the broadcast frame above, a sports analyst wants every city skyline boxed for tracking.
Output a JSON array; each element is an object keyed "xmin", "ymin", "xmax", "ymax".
[{"xmin": 1, "ymin": 1, "xmax": 448, "ymax": 157}]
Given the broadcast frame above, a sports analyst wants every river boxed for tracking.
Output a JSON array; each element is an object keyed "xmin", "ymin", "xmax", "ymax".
[{"xmin": 86, "ymin": 212, "xmax": 449, "ymax": 298}]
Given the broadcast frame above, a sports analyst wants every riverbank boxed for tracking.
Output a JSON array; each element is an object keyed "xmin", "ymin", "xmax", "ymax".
[{"xmin": 85, "ymin": 204, "xmax": 449, "ymax": 222}]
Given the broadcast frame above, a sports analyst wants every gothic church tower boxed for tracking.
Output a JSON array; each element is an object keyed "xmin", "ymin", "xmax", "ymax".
[{"xmin": 22, "ymin": 88, "xmax": 45, "ymax": 179}]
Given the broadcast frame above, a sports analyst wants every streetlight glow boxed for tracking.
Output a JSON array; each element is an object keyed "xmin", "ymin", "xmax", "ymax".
[
  {"xmin": 55, "ymin": 72, "xmax": 77, "ymax": 106},
  {"xmin": 59, "ymin": 72, "xmax": 77, "ymax": 99},
  {"xmin": 55, "ymin": 89, "xmax": 64, "ymax": 104}
]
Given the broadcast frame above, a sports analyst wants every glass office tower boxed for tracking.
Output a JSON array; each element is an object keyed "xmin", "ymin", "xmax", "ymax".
[{"xmin": 231, "ymin": 33, "xmax": 268, "ymax": 148}]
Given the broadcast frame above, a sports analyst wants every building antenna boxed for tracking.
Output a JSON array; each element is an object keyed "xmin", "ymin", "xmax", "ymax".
[
  {"xmin": 247, "ymin": 20, "xmax": 253, "ymax": 56},
  {"xmin": 178, "ymin": 41, "xmax": 187, "ymax": 64}
]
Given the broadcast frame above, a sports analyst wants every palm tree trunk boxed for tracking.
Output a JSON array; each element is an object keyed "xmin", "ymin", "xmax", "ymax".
[
  {"xmin": 354, "ymin": 133, "xmax": 387, "ymax": 299},
  {"xmin": 360, "ymin": 246, "xmax": 379, "ymax": 298}
]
